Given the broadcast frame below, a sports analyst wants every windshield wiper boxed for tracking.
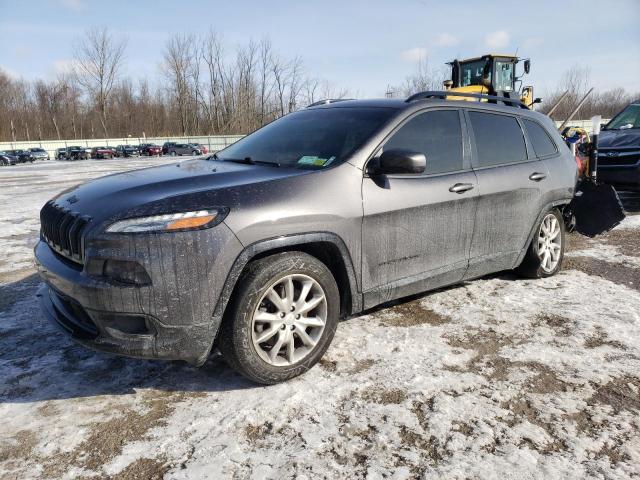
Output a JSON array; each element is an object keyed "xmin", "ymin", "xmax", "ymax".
[{"xmin": 223, "ymin": 156, "xmax": 280, "ymax": 167}]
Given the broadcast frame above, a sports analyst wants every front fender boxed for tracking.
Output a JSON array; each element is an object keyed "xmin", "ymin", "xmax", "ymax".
[{"xmin": 211, "ymin": 231, "xmax": 362, "ymax": 343}]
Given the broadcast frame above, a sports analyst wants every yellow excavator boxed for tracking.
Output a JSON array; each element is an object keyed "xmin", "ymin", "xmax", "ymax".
[{"xmin": 443, "ymin": 54, "xmax": 539, "ymax": 108}]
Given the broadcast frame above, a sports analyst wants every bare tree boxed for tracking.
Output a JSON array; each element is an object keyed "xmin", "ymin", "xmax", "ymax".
[
  {"xmin": 391, "ymin": 58, "xmax": 447, "ymax": 98},
  {"xmin": 0, "ymin": 34, "xmax": 354, "ymax": 141},
  {"xmin": 73, "ymin": 27, "xmax": 126, "ymax": 137},
  {"xmin": 163, "ymin": 33, "xmax": 197, "ymax": 136}
]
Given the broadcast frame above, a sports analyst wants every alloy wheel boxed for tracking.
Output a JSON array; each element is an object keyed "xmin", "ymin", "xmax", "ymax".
[
  {"xmin": 251, "ymin": 274, "xmax": 327, "ymax": 367},
  {"xmin": 537, "ymin": 213, "xmax": 562, "ymax": 273}
]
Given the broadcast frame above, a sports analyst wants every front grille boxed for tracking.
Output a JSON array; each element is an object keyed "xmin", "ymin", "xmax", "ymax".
[
  {"xmin": 598, "ymin": 150, "xmax": 640, "ymax": 166},
  {"xmin": 40, "ymin": 201, "xmax": 91, "ymax": 264}
]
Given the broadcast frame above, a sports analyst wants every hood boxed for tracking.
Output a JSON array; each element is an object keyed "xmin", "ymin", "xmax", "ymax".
[
  {"xmin": 599, "ymin": 128, "xmax": 640, "ymax": 149},
  {"xmin": 51, "ymin": 158, "xmax": 309, "ymax": 224}
]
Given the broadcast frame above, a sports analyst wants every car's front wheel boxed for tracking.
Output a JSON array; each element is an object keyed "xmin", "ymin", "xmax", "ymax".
[
  {"xmin": 517, "ymin": 209, "xmax": 565, "ymax": 278},
  {"xmin": 219, "ymin": 251, "xmax": 340, "ymax": 384}
]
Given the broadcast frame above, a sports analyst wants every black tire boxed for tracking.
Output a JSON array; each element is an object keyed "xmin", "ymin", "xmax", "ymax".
[
  {"xmin": 219, "ymin": 251, "xmax": 340, "ymax": 384},
  {"xmin": 516, "ymin": 208, "xmax": 565, "ymax": 279}
]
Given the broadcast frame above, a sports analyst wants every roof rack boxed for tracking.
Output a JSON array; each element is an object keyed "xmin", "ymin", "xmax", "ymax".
[
  {"xmin": 306, "ymin": 98, "xmax": 354, "ymax": 108},
  {"xmin": 405, "ymin": 90, "xmax": 528, "ymax": 109}
]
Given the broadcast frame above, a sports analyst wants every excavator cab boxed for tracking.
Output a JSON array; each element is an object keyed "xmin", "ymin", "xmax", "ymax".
[{"xmin": 445, "ymin": 54, "xmax": 536, "ymax": 108}]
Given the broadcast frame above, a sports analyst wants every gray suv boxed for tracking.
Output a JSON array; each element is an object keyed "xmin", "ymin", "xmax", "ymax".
[
  {"xmin": 166, "ymin": 143, "xmax": 202, "ymax": 156},
  {"xmin": 35, "ymin": 93, "xmax": 577, "ymax": 384}
]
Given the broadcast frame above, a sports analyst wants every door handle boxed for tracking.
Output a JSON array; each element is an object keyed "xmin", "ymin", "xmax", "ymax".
[
  {"xmin": 449, "ymin": 183, "xmax": 474, "ymax": 194},
  {"xmin": 529, "ymin": 172, "xmax": 547, "ymax": 182}
]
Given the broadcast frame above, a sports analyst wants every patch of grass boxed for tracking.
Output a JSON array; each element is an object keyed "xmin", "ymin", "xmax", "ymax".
[
  {"xmin": 361, "ymin": 387, "xmax": 408, "ymax": 405},
  {"xmin": 380, "ymin": 301, "xmax": 451, "ymax": 327}
]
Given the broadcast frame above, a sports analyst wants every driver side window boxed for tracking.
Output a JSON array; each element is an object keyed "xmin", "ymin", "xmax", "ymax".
[{"xmin": 383, "ymin": 110, "xmax": 464, "ymax": 175}]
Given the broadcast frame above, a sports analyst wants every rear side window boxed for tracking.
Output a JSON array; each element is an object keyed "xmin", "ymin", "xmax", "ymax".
[
  {"xmin": 384, "ymin": 110, "xmax": 463, "ymax": 175},
  {"xmin": 523, "ymin": 119, "xmax": 557, "ymax": 157},
  {"xmin": 468, "ymin": 111, "xmax": 527, "ymax": 167}
]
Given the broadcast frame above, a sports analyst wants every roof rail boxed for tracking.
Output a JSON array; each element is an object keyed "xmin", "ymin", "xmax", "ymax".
[
  {"xmin": 306, "ymin": 98, "xmax": 354, "ymax": 108},
  {"xmin": 405, "ymin": 90, "xmax": 528, "ymax": 109}
]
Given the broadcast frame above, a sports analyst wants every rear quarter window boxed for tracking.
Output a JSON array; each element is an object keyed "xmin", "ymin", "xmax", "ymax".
[
  {"xmin": 522, "ymin": 119, "xmax": 558, "ymax": 157},
  {"xmin": 468, "ymin": 111, "xmax": 528, "ymax": 167}
]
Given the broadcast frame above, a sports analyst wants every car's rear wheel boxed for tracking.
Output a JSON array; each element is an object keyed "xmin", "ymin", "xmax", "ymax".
[
  {"xmin": 170, "ymin": 151, "xmax": 177, "ymax": 156},
  {"xmin": 219, "ymin": 251, "xmax": 340, "ymax": 384},
  {"xmin": 516, "ymin": 209, "xmax": 565, "ymax": 278}
]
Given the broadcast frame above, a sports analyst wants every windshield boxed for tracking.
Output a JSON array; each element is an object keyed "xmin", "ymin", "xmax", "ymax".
[
  {"xmin": 460, "ymin": 60, "xmax": 488, "ymax": 87},
  {"xmin": 606, "ymin": 104, "xmax": 640, "ymax": 130},
  {"xmin": 217, "ymin": 107, "xmax": 395, "ymax": 168},
  {"xmin": 494, "ymin": 60, "xmax": 514, "ymax": 91}
]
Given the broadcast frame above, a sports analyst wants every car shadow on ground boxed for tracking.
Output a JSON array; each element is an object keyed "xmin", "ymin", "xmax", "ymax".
[{"xmin": 0, "ymin": 273, "xmax": 260, "ymax": 404}]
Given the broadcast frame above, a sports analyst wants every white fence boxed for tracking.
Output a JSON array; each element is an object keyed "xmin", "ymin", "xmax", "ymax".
[
  {"xmin": 0, "ymin": 119, "xmax": 611, "ymax": 158},
  {"xmin": 0, "ymin": 135, "xmax": 245, "ymax": 158}
]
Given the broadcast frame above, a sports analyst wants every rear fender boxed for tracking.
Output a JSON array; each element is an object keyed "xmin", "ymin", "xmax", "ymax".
[{"xmin": 514, "ymin": 199, "xmax": 572, "ymax": 267}]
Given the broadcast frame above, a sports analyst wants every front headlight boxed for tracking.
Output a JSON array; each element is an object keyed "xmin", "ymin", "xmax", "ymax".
[{"xmin": 106, "ymin": 208, "xmax": 228, "ymax": 233}]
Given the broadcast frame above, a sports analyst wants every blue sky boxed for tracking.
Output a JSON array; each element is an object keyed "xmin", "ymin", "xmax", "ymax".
[{"xmin": 1, "ymin": 0, "xmax": 639, "ymax": 98}]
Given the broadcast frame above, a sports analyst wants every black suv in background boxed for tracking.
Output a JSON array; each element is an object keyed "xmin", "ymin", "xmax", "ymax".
[
  {"xmin": 65, "ymin": 146, "xmax": 91, "ymax": 160},
  {"xmin": 597, "ymin": 100, "xmax": 640, "ymax": 191},
  {"xmin": 114, "ymin": 145, "xmax": 141, "ymax": 158},
  {"xmin": 35, "ymin": 93, "xmax": 577, "ymax": 384},
  {"xmin": 55, "ymin": 148, "xmax": 67, "ymax": 160},
  {"xmin": 7, "ymin": 149, "xmax": 34, "ymax": 163},
  {"xmin": 162, "ymin": 142, "xmax": 177, "ymax": 155}
]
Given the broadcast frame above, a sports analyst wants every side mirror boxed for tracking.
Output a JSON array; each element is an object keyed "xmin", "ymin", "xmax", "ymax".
[
  {"xmin": 533, "ymin": 97, "xmax": 542, "ymax": 105},
  {"xmin": 524, "ymin": 59, "xmax": 531, "ymax": 74},
  {"xmin": 371, "ymin": 149, "xmax": 426, "ymax": 175},
  {"xmin": 600, "ymin": 123, "xmax": 607, "ymax": 131}
]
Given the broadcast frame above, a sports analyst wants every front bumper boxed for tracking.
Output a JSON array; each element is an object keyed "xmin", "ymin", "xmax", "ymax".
[
  {"xmin": 34, "ymin": 223, "xmax": 243, "ymax": 365},
  {"xmin": 598, "ymin": 164, "xmax": 640, "ymax": 191}
]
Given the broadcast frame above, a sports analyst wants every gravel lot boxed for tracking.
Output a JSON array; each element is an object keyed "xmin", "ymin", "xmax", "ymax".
[{"xmin": 1, "ymin": 158, "xmax": 639, "ymax": 479}]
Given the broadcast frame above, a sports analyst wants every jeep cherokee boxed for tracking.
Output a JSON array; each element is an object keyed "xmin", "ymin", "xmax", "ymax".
[{"xmin": 35, "ymin": 94, "xmax": 577, "ymax": 384}]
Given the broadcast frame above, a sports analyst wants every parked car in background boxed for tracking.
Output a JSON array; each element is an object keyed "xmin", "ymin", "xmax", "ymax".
[
  {"xmin": 597, "ymin": 99, "xmax": 640, "ymax": 191},
  {"xmin": 162, "ymin": 142, "xmax": 177, "ymax": 155},
  {"xmin": 138, "ymin": 143, "xmax": 162, "ymax": 156},
  {"xmin": 192, "ymin": 143, "xmax": 208, "ymax": 154},
  {"xmin": 0, "ymin": 151, "xmax": 19, "ymax": 165},
  {"xmin": 55, "ymin": 148, "xmax": 67, "ymax": 160},
  {"xmin": 28, "ymin": 147, "xmax": 50, "ymax": 161},
  {"xmin": 34, "ymin": 94, "xmax": 578, "ymax": 384},
  {"xmin": 64, "ymin": 146, "xmax": 90, "ymax": 160},
  {"xmin": 114, "ymin": 145, "xmax": 141, "ymax": 158},
  {"xmin": 7, "ymin": 149, "xmax": 34, "ymax": 163},
  {"xmin": 166, "ymin": 143, "xmax": 202, "ymax": 156},
  {"xmin": 91, "ymin": 146, "xmax": 115, "ymax": 159}
]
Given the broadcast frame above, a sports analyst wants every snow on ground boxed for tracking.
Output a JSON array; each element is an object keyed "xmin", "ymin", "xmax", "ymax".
[{"xmin": 0, "ymin": 159, "xmax": 639, "ymax": 479}]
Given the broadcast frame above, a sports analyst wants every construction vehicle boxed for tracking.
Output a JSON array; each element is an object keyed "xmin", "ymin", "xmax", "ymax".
[{"xmin": 443, "ymin": 54, "xmax": 539, "ymax": 108}]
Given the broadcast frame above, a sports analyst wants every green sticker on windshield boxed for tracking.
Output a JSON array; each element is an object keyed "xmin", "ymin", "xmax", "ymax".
[{"xmin": 298, "ymin": 155, "xmax": 335, "ymax": 167}]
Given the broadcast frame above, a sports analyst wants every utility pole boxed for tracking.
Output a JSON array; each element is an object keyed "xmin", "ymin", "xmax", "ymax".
[{"xmin": 10, "ymin": 119, "xmax": 16, "ymax": 142}]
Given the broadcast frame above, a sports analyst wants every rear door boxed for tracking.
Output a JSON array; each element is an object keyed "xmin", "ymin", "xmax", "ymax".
[
  {"xmin": 464, "ymin": 109, "xmax": 549, "ymax": 279},
  {"xmin": 361, "ymin": 108, "xmax": 478, "ymax": 306}
]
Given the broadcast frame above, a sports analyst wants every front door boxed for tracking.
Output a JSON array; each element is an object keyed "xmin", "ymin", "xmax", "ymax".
[{"xmin": 361, "ymin": 109, "xmax": 478, "ymax": 308}]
